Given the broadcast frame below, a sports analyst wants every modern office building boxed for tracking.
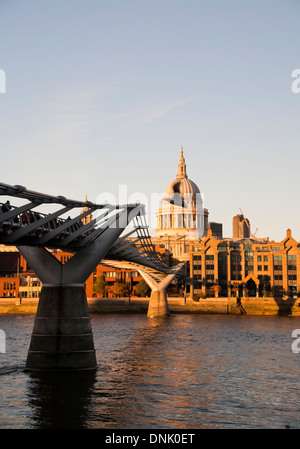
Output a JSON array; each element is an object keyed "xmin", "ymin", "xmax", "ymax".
[
  {"xmin": 233, "ymin": 214, "xmax": 250, "ymax": 239},
  {"xmin": 208, "ymin": 222, "xmax": 223, "ymax": 239}
]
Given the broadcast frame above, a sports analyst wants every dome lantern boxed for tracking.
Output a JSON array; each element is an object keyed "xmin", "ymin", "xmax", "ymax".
[{"xmin": 177, "ymin": 146, "xmax": 187, "ymax": 179}]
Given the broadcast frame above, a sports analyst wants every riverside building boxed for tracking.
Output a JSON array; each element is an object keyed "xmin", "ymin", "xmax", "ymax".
[{"xmin": 190, "ymin": 228, "xmax": 300, "ymax": 299}]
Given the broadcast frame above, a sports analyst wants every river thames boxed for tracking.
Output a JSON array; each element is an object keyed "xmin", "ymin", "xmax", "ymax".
[{"xmin": 0, "ymin": 313, "xmax": 300, "ymax": 429}]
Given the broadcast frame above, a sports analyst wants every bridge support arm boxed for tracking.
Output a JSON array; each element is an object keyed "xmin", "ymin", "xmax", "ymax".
[{"xmin": 17, "ymin": 246, "xmax": 63, "ymax": 284}]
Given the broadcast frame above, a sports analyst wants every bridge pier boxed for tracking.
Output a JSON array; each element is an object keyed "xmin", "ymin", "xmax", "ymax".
[
  {"xmin": 26, "ymin": 284, "xmax": 97, "ymax": 371},
  {"xmin": 138, "ymin": 269, "xmax": 181, "ymax": 318},
  {"xmin": 147, "ymin": 290, "xmax": 170, "ymax": 318},
  {"xmin": 17, "ymin": 207, "xmax": 131, "ymax": 371}
]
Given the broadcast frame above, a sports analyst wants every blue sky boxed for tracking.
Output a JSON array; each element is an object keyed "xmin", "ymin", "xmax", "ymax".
[{"xmin": 0, "ymin": 0, "xmax": 300, "ymax": 240}]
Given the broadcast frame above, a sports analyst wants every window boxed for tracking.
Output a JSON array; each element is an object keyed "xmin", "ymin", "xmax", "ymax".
[
  {"xmin": 264, "ymin": 265, "xmax": 268, "ymax": 271},
  {"xmin": 258, "ymin": 265, "xmax": 262, "ymax": 271},
  {"xmin": 206, "ymin": 255, "xmax": 214, "ymax": 260},
  {"xmin": 274, "ymin": 255, "xmax": 282, "ymax": 261},
  {"xmin": 288, "ymin": 255, "xmax": 296, "ymax": 261},
  {"xmin": 206, "ymin": 264, "xmax": 214, "ymax": 270},
  {"xmin": 194, "ymin": 274, "xmax": 202, "ymax": 281},
  {"xmin": 206, "ymin": 274, "xmax": 214, "ymax": 281},
  {"xmin": 256, "ymin": 246, "xmax": 269, "ymax": 252},
  {"xmin": 257, "ymin": 256, "xmax": 262, "ymax": 262},
  {"xmin": 288, "ymin": 265, "xmax": 297, "ymax": 270},
  {"xmin": 263, "ymin": 256, "xmax": 268, "ymax": 262}
]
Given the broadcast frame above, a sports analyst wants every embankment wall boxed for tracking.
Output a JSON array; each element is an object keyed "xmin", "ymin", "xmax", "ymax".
[{"xmin": 0, "ymin": 296, "xmax": 300, "ymax": 316}]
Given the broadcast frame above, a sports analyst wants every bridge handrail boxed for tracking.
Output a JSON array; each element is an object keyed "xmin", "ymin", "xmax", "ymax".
[
  {"xmin": 0, "ymin": 200, "xmax": 95, "ymax": 244},
  {"xmin": 0, "ymin": 183, "xmax": 178, "ymax": 277}
]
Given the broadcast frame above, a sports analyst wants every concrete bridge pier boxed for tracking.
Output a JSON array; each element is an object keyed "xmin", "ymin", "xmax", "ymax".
[
  {"xmin": 138, "ymin": 269, "xmax": 179, "ymax": 318},
  {"xmin": 147, "ymin": 290, "xmax": 170, "ymax": 318},
  {"xmin": 25, "ymin": 283, "xmax": 96, "ymax": 371}
]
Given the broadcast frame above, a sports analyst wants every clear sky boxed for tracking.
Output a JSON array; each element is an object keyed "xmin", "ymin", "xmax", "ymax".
[{"xmin": 0, "ymin": 0, "xmax": 300, "ymax": 240}]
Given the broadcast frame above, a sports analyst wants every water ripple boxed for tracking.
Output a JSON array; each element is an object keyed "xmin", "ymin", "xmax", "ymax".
[{"xmin": 0, "ymin": 314, "xmax": 300, "ymax": 428}]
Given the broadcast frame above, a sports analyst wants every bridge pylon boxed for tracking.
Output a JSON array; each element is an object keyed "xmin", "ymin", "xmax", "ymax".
[{"xmin": 18, "ymin": 207, "xmax": 133, "ymax": 371}]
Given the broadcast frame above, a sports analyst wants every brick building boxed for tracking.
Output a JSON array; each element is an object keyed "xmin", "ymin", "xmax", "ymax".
[
  {"xmin": 0, "ymin": 243, "xmax": 169, "ymax": 299},
  {"xmin": 190, "ymin": 228, "xmax": 300, "ymax": 299},
  {"xmin": 0, "ymin": 277, "xmax": 20, "ymax": 297}
]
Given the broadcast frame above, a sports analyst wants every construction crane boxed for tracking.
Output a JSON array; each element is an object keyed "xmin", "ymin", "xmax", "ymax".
[{"xmin": 239, "ymin": 208, "xmax": 258, "ymax": 239}]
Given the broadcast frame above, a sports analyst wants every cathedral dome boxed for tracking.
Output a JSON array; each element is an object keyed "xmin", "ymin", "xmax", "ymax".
[
  {"xmin": 163, "ymin": 177, "xmax": 200, "ymax": 201},
  {"xmin": 156, "ymin": 147, "xmax": 209, "ymax": 242}
]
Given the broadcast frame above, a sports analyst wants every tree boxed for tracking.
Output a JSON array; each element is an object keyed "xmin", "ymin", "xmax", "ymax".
[
  {"xmin": 214, "ymin": 284, "xmax": 221, "ymax": 297},
  {"xmin": 262, "ymin": 287, "xmax": 272, "ymax": 298},
  {"xmin": 135, "ymin": 279, "xmax": 151, "ymax": 297},
  {"xmin": 112, "ymin": 281, "xmax": 130, "ymax": 298},
  {"xmin": 93, "ymin": 275, "xmax": 107, "ymax": 297}
]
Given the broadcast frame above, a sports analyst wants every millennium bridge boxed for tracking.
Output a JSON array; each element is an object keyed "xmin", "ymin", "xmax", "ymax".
[{"xmin": 0, "ymin": 182, "xmax": 184, "ymax": 371}]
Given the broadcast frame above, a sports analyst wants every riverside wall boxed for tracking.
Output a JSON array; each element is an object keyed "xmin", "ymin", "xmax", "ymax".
[{"xmin": 1, "ymin": 296, "xmax": 300, "ymax": 316}]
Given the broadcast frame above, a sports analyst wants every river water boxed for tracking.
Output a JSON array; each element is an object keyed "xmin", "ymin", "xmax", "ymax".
[{"xmin": 0, "ymin": 313, "xmax": 300, "ymax": 429}]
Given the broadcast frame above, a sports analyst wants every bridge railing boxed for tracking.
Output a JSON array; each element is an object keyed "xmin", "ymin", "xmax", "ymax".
[
  {"xmin": 0, "ymin": 200, "xmax": 96, "ymax": 245},
  {"xmin": 0, "ymin": 183, "xmax": 141, "ymax": 249}
]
